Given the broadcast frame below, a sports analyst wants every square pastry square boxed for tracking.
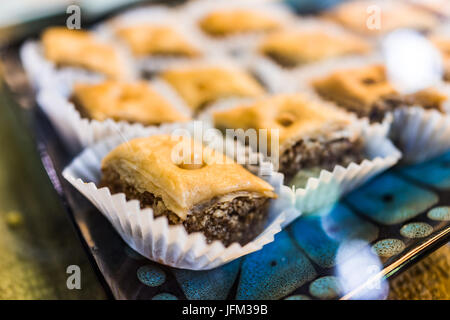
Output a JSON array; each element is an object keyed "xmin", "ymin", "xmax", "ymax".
[
  {"xmin": 198, "ymin": 9, "xmax": 281, "ymax": 37},
  {"xmin": 71, "ymin": 80, "xmax": 189, "ymax": 125},
  {"xmin": 312, "ymin": 64, "xmax": 448, "ymax": 123},
  {"xmin": 259, "ymin": 29, "xmax": 371, "ymax": 68},
  {"xmin": 161, "ymin": 65, "xmax": 265, "ymax": 112},
  {"xmin": 324, "ymin": 0, "xmax": 438, "ymax": 36},
  {"xmin": 213, "ymin": 94, "xmax": 365, "ymax": 181},
  {"xmin": 42, "ymin": 27, "xmax": 128, "ymax": 79},
  {"xmin": 100, "ymin": 135, "xmax": 277, "ymax": 246},
  {"xmin": 115, "ymin": 24, "xmax": 201, "ymax": 58}
]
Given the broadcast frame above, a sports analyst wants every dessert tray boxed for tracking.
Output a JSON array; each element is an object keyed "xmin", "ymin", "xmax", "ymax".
[{"xmin": 2, "ymin": 0, "xmax": 450, "ymax": 300}]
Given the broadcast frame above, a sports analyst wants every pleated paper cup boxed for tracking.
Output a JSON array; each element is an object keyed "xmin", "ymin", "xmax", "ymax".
[
  {"xmin": 35, "ymin": 78, "xmax": 191, "ymax": 154},
  {"xmin": 199, "ymin": 96, "xmax": 401, "ymax": 215},
  {"xmin": 289, "ymin": 122, "xmax": 401, "ymax": 214},
  {"xmin": 390, "ymin": 106, "xmax": 450, "ymax": 164},
  {"xmin": 62, "ymin": 125, "xmax": 297, "ymax": 270}
]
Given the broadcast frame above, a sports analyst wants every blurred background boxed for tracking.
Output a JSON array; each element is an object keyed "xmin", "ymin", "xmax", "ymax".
[{"xmin": 0, "ymin": 0, "xmax": 448, "ymax": 300}]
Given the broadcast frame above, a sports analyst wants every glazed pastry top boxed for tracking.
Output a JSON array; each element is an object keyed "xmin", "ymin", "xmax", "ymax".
[
  {"xmin": 199, "ymin": 9, "xmax": 280, "ymax": 37},
  {"xmin": 259, "ymin": 29, "xmax": 370, "ymax": 66},
  {"xmin": 116, "ymin": 24, "xmax": 200, "ymax": 57},
  {"xmin": 42, "ymin": 27, "xmax": 128, "ymax": 79},
  {"xmin": 72, "ymin": 80, "xmax": 189, "ymax": 125},
  {"xmin": 313, "ymin": 64, "xmax": 397, "ymax": 109},
  {"xmin": 213, "ymin": 93, "xmax": 352, "ymax": 151},
  {"xmin": 161, "ymin": 65, "xmax": 265, "ymax": 111},
  {"xmin": 312, "ymin": 64, "xmax": 448, "ymax": 112},
  {"xmin": 101, "ymin": 135, "xmax": 276, "ymax": 219}
]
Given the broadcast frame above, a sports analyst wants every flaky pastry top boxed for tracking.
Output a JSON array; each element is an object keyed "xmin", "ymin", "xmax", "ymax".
[
  {"xmin": 72, "ymin": 80, "xmax": 189, "ymax": 125},
  {"xmin": 42, "ymin": 27, "xmax": 127, "ymax": 79},
  {"xmin": 101, "ymin": 135, "xmax": 276, "ymax": 219}
]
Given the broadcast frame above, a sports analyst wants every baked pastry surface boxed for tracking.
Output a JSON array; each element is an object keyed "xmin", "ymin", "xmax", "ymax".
[
  {"xmin": 213, "ymin": 94, "xmax": 364, "ymax": 180},
  {"xmin": 199, "ymin": 9, "xmax": 280, "ymax": 37},
  {"xmin": 101, "ymin": 135, "xmax": 276, "ymax": 245},
  {"xmin": 324, "ymin": 0, "xmax": 438, "ymax": 36},
  {"xmin": 259, "ymin": 29, "xmax": 370, "ymax": 68},
  {"xmin": 116, "ymin": 24, "xmax": 200, "ymax": 57},
  {"xmin": 72, "ymin": 80, "xmax": 189, "ymax": 125},
  {"xmin": 312, "ymin": 64, "xmax": 448, "ymax": 122},
  {"xmin": 161, "ymin": 66, "xmax": 265, "ymax": 111},
  {"xmin": 42, "ymin": 27, "xmax": 127, "ymax": 79}
]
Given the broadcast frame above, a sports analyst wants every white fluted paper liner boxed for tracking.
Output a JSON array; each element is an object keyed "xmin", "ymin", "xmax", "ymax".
[
  {"xmin": 198, "ymin": 96, "xmax": 400, "ymax": 214},
  {"xmin": 20, "ymin": 35, "xmax": 137, "ymax": 95},
  {"xmin": 35, "ymin": 78, "xmax": 192, "ymax": 153},
  {"xmin": 93, "ymin": 5, "xmax": 219, "ymax": 74},
  {"xmin": 291, "ymin": 123, "xmax": 401, "ymax": 214},
  {"xmin": 62, "ymin": 125, "xmax": 297, "ymax": 270},
  {"xmin": 390, "ymin": 85, "xmax": 450, "ymax": 163},
  {"xmin": 246, "ymin": 18, "xmax": 376, "ymax": 94},
  {"xmin": 180, "ymin": 0, "xmax": 296, "ymax": 55}
]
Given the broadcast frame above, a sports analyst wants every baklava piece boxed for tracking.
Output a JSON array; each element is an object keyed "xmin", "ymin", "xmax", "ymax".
[
  {"xmin": 430, "ymin": 35, "xmax": 450, "ymax": 81},
  {"xmin": 213, "ymin": 94, "xmax": 365, "ymax": 181},
  {"xmin": 324, "ymin": 0, "xmax": 438, "ymax": 36},
  {"xmin": 161, "ymin": 66, "xmax": 265, "ymax": 112},
  {"xmin": 312, "ymin": 65, "xmax": 448, "ymax": 123},
  {"xmin": 116, "ymin": 24, "xmax": 200, "ymax": 58},
  {"xmin": 71, "ymin": 80, "xmax": 189, "ymax": 125},
  {"xmin": 259, "ymin": 29, "xmax": 370, "ymax": 68},
  {"xmin": 100, "ymin": 135, "xmax": 277, "ymax": 246},
  {"xmin": 42, "ymin": 27, "xmax": 127, "ymax": 79},
  {"xmin": 199, "ymin": 9, "xmax": 280, "ymax": 37}
]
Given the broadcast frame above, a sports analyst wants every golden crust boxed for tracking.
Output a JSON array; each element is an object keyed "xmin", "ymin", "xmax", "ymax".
[
  {"xmin": 213, "ymin": 94, "xmax": 351, "ymax": 152},
  {"xmin": 259, "ymin": 29, "xmax": 370, "ymax": 66},
  {"xmin": 161, "ymin": 66, "xmax": 265, "ymax": 111},
  {"xmin": 116, "ymin": 24, "xmax": 200, "ymax": 57},
  {"xmin": 101, "ymin": 135, "xmax": 276, "ymax": 219},
  {"xmin": 42, "ymin": 27, "xmax": 127, "ymax": 79},
  {"xmin": 312, "ymin": 64, "xmax": 448, "ymax": 113},
  {"xmin": 199, "ymin": 9, "xmax": 280, "ymax": 37},
  {"xmin": 324, "ymin": 0, "xmax": 438, "ymax": 35},
  {"xmin": 312, "ymin": 64, "xmax": 396, "ymax": 111},
  {"xmin": 72, "ymin": 80, "xmax": 189, "ymax": 125}
]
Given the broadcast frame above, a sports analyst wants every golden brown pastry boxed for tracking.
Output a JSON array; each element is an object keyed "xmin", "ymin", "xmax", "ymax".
[
  {"xmin": 72, "ymin": 80, "xmax": 189, "ymax": 125},
  {"xmin": 42, "ymin": 27, "xmax": 127, "ymax": 79},
  {"xmin": 161, "ymin": 66, "xmax": 265, "ymax": 111},
  {"xmin": 199, "ymin": 9, "xmax": 280, "ymax": 37},
  {"xmin": 213, "ymin": 94, "xmax": 364, "ymax": 180},
  {"xmin": 116, "ymin": 24, "xmax": 200, "ymax": 58},
  {"xmin": 101, "ymin": 135, "xmax": 276, "ymax": 245},
  {"xmin": 324, "ymin": 0, "xmax": 438, "ymax": 36},
  {"xmin": 259, "ymin": 29, "xmax": 371, "ymax": 68},
  {"xmin": 312, "ymin": 64, "xmax": 448, "ymax": 122}
]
